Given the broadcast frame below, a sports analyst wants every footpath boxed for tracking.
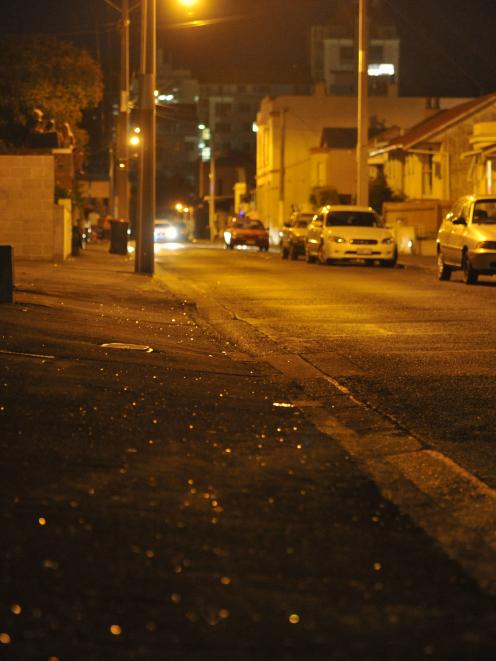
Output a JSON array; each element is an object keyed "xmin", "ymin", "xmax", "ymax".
[{"xmin": 1, "ymin": 244, "xmax": 494, "ymax": 661}]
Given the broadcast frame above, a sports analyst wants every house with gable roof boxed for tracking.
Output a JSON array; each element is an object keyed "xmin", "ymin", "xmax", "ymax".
[
  {"xmin": 369, "ymin": 92, "xmax": 496, "ymax": 203},
  {"xmin": 255, "ymin": 85, "xmax": 469, "ymax": 243}
]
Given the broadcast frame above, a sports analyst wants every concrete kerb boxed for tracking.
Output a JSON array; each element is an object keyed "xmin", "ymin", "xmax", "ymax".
[{"xmin": 398, "ymin": 254, "xmax": 436, "ymax": 270}]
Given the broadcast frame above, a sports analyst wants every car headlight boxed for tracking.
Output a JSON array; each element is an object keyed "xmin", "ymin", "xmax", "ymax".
[
  {"xmin": 224, "ymin": 231, "xmax": 232, "ymax": 243},
  {"xmin": 332, "ymin": 235, "xmax": 346, "ymax": 243},
  {"xmin": 164, "ymin": 226, "xmax": 178, "ymax": 240},
  {"xmin": 381, "ymin": 236, "xmax": 394, "ymax": 245},
  {"xmin": 477, "ymin": 240, "xmax": 496, "ymax": 250}
]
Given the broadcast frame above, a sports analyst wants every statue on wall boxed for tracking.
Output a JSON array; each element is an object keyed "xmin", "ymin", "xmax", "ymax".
[{"xmin": 26, "ymin": 109, "xmax": 63, "ymax": 149}]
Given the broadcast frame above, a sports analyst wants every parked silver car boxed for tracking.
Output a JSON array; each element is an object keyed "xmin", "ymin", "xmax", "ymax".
[
  {"xmin": 280, "ymin": 212, "xmax": 313, "ymax": 260},
  {"xmin": 437, "ymin": 195, "xmax": 496, "ymax": 284}
]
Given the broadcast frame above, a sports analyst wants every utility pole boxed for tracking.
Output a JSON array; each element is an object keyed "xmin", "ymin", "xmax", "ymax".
[
  {"xmin": 114, "ymin": 0, "xmax": 130, "ymax": 221},
  {"xmin": 278, "ymin": 107, "xmax": 287, "ymax": 228},
  {"xmin": 208, "ymin": 131, "xmax": 216, "ymax": 241},
  {"xmin": 357, "ymin": 0, "xmax": 369, "ymax": 206},
  {"xmin": 135, "ymin": 0, "xmax": 156, "ymax": 274}
]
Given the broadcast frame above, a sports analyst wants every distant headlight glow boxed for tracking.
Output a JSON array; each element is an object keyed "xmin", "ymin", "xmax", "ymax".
[
  {"xmin": 332, "ymin": 236, "xmax": 346, "ymax": 243},
  {"xmin": 164, "ymin": 225, "xmax": 178, "ymax": 240}
]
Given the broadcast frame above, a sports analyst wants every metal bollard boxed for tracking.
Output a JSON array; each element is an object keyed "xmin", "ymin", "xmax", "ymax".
[{"xmin": 0, "ymin": 245, "xmax": 14, "ymax": 303}]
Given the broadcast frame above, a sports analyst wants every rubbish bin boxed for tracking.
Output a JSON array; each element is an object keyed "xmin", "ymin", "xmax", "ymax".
[
  {"xmin": 109, "ymin": 220, "xmax": 129, "ymax": 255},
  {"xmin": 71, "ymin": 225, "xmax": 81, "ymax": 256},
  {"xmin": 0, "ymin": 245, "xmax": 14, "ymax": 303}
]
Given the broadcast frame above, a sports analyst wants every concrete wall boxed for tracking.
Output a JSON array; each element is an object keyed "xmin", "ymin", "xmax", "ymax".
[
  {"xmin": 383, "ymin": 199, "xmax": 451, "ymax": 238},
  {"xmin": 0, "ymin": 154, "xmax": 71, "ymax": 261}
]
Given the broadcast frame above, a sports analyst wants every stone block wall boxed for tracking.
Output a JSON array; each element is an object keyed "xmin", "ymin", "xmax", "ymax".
[{"xmin": 0, "ymin": 154, "xmax": 70, "ymax": 260}]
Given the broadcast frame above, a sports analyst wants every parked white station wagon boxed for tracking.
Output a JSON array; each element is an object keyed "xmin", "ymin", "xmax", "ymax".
[
  {"xmin": 437, "ymin": 195, "xmax": 496, "ymax": 284},
  {"xmin": 305, "ymin": 205, "xmax": 397, "ymax": 267}
]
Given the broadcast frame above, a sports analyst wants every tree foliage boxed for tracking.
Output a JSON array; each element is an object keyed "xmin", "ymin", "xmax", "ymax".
[
  {"xmin": 0, "ymin": 37, "xmax": 103, "ymax": 146},
  {"xmin": 369, "ymin": 169, "xmax": 404, "ymax": 213}
]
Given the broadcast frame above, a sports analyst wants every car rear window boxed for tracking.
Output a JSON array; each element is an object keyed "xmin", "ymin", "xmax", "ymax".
[
  {"xmin": 326, "ymin": 211, "xmax": 382, "ymax": 227},
  {"xmin": 233, "ymin": 219, "xmax": 264, "ymax": 229}
]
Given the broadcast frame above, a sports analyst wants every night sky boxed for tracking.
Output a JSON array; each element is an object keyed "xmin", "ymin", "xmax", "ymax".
[{"xmin": 0, "ymin": 0, "xmax": 495, "ymax": 97}]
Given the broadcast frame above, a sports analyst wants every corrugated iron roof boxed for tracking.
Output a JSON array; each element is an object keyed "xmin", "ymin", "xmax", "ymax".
[{"xmin": 374, "ymin": 92, "xmax": 496, "ymax": 153}]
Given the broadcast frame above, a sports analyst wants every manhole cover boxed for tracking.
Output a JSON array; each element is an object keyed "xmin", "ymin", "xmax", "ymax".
[{"xmin": 100, "ymin": 342, "xmax": 154, "ymax": 353}]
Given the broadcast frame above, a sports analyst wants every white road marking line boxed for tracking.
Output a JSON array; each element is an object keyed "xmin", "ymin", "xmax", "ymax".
[
  {"xmin": 0, "ymin": 349, "xmax": 55, "ymax": 359},
  {"xmin": 300, "ymin": 404, "xmax": 496, "ymax": 595}
]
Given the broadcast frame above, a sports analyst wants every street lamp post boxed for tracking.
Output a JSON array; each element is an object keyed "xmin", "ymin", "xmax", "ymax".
[
  {"xmin": 135, "ymin": 0, "xmax": 156, "ymax": 274},
  {"xmin": 134, "ymin": 0, "xmax": 199, "ymax": 272},
  {"xmin": 357, "ymin": 0, "xmax": 369, "ymax": 206},
  {"xmin": 115, "ymin": 0, "xmax": 130, "ymax": 222},
  {"xmin": 208, "ymin": 130, "xmax": 216, "ymax": 241},
  {"xmin": 103, "ymin": 0, "xmax": 130, "ymax": 222}
]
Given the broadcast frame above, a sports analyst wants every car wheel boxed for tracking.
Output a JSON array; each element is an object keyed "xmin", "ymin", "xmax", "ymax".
[
  {"xmin": 317, "ymin": 241, "xmax": 331, "ymax": 265},
  {"xmin": 380, "ymin": 248, "xmax": 398, "ymax": 268},
  {"xmin": 281, "ymin": 245, "xmax": 289, "ymax": 259},
  {"xmin": 289, "ymin": 244, "xmax": 298, "ymax": 260},
  {"xmin": 437, "ymin": 250, "xmax": 452, "ymax": 281},
  {"xmin": 305, "ymin": 246, "xmax": 317, "ymax": 263},
  {"xmin": 462, "ymin": 251, "xmax": 478, "ymax": 284}
]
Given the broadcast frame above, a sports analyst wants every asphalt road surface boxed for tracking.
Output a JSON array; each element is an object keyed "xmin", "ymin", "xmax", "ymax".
[
  {"xmin": 157, "ymin": 243, "xmax": 496, "ymax": 489},
  {"xmin": 1, "ymin": 244, "xmax": 495, "ymax": 660},
  {"xmin": 157, "ymin": 242, "xmax": 496, "ymax": 600}
]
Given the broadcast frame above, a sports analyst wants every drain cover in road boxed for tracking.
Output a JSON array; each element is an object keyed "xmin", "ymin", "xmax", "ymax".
[{"xmin": 100, "ymin": 342, "xmax": 154, "ymax": 353}]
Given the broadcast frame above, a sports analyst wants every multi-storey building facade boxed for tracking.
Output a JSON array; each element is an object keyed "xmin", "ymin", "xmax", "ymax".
[
  {"xmin": 155, "ymin": 54, "xmax": 311, "ymax": 206},
  {"xmin": 310, "ymin": 24, "xmax": 400, "ymax": 97}
]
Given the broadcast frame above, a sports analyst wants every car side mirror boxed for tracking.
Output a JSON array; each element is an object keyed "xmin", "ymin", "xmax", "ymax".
[{"xmin": 452, "ymin": 216, "xmax": 467, "ymax": 226}]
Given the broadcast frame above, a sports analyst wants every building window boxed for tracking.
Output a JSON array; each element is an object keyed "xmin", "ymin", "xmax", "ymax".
[
  {"xmin": 340, "ymin": 46, "xmax": 354, "ymax": 62},
  {"xmin": 215, "ymin": 102, "xmax": 232, "ymax": 117},
  {"xmin": 422, "ymin": 154, "xmax": 433, "ymax": 196},
  {"xmin": 369, "ymin": 45, "xmax": 384, "ymax": 63},
  {"xmin": 215, "ymin": 122, "xmax": 231, "ymax": 132}
]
